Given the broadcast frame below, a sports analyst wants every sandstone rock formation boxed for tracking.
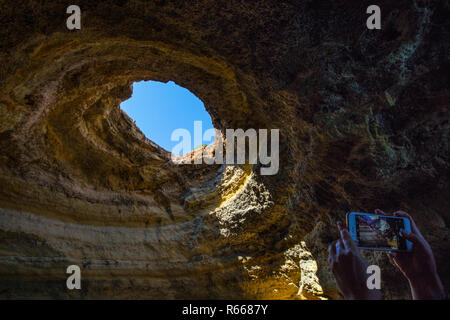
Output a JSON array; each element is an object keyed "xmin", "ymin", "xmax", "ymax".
[{"xmin": 0, "ymin": 0, "xmax": 449, "ymax": 299}]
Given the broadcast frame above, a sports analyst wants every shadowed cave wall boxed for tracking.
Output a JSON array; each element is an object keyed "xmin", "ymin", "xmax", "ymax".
[{"xmin": 0, "ymin": 0, "xmax": 449, "ymax": 299}]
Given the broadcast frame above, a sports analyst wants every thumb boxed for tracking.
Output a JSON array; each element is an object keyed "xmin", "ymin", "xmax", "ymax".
[
  {"xmin": 337, "ymin": 221, "xmax": 356, "ymax": 250},
  {"xmin": 400, "ymin": 229, "xmax": 419, "ymax": 243}
]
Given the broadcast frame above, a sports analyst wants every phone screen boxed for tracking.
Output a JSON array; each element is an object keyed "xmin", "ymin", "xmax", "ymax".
[{"xmin": 355, "ymin": 214, "xmax": 407, "ymax": 250}]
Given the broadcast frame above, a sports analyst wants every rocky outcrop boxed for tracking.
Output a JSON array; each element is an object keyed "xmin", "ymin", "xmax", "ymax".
[{"xmin": 0, "ymin": 1, "xmax": 448, "ymax": 299}]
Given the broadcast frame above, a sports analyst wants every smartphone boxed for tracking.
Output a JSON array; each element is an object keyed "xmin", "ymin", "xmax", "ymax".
[{"xmin": 347, "ymin": 212, "xmax": 413, "ymax": 251}]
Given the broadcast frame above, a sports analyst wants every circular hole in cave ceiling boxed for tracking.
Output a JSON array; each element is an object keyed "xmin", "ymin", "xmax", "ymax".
[{"xmin": 120, "ymin": 80, "xmax": 215, "ymax": 155}]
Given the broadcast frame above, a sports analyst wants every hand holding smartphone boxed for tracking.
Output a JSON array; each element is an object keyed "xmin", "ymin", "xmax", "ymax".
[{"xmin": 347, "ymin": 212, "xmax": 413, "ymax": 251}]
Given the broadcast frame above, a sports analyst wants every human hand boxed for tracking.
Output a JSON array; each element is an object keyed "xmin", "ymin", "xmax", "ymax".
[
  {"xmin": 328, "ymin": 221, "xmax": 381, "ymax": 300},
  {"xmin": 375, "ymin": 209, "xmax": 445, "ymax": 300}
]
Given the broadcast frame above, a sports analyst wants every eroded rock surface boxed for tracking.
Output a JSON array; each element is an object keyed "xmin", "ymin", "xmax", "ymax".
[{"xmin": 0, "ymin": 0, "xmax": 449, "ymax": 299}]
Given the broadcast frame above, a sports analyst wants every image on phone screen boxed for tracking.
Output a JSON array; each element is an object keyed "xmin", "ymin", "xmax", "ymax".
[{"xmin": 356, "ymin": 214, "xmax": 407, "ymax": 250}]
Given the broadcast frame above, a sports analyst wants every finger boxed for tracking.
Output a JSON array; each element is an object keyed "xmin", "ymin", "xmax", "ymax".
[
  {"xmin": 400, "ymin": 229, "xmax": 420, "ymax": 244},
  {"xmin": 375, "ymin": 208, "xmax": 387, "ymax": 215},
  {"xmin": 337, "ymin": 221, "xmax": 356, "ymax": 250},
  {"xmin": 393, "ymin": 210, "xmax": 411, "ymax": 219},
  {"xmin": 336, "ymin": 239, "xmax": 344, "ymax": 257},
  {"xmin": 328, "ymin": 242, "xmax": 336, "ymax": 259},
  {"xmin": 328, "ymin": 254, "xmax": 334, "ymax": 266},
  {"xmin": 394, "ymin": 211, "xmax": 419, "ymax": 234},
  {"xmin": 328, "ymin": 242, "xmax": 337, "ymax": 268}
]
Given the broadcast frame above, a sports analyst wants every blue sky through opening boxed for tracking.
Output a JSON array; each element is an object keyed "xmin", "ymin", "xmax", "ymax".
[{"xmin": 120, "ymin": 80, "xmax": 214, "ymax": 154}]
